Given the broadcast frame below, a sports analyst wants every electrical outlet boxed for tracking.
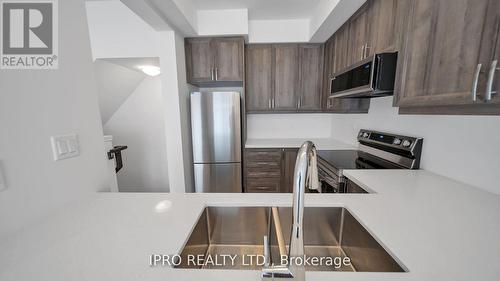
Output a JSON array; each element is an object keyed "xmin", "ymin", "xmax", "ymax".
[{"xmin": 51, "ymin": 134, "xmax": 80, "ymax": 161}]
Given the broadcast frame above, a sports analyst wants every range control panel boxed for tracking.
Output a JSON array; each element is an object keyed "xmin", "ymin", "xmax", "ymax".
[{"xmin": 357, "ymin": 130, "xmax": 423, "ymax": 152}]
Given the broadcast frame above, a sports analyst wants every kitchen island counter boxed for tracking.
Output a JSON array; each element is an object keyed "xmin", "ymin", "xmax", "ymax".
[{"xmin": 1, "ymin": 170, "xmax": 499, "ymax": 281}]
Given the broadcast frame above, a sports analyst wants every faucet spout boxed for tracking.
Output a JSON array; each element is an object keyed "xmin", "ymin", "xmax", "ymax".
[{"xmin": 262, "ymin": 141, "xmax": 319, "ymax": 281}]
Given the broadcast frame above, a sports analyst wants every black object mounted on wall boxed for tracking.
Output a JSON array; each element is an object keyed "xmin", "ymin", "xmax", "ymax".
[{"xmin": 107, "ymin": 146, "xmax": 128, "ymax": 173}]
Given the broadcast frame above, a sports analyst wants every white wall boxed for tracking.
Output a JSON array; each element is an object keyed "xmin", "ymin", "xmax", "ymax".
[
  {"xmin": 174, "ymin": 33, "xmax": 195, "ymax": 193},
  {"xmin": 247, "ymin": 114, "xmax": 333, "ymax": 139},
  {"xmin": 94, "ymin": 60, "xmax": 146, "ymax": 123},
  {"xmin": 85, "ymin": 0, "xmax": 161, "ymax": 59},
  {"xmin": 197, "ymin": 9, "xmax": 248, "ymax": 36},
  {"xmin": 159, "ymin": 32, "xmax": 195, "ymax": 193},
  {"xmin": 249, "ymin": 19, "xmax": 310, "ymax": 43},
  {"xmin": 86, "ymin": 1, "xmax": 193, "ymax": 193},
  {"xmin": 247, "ymin": 97, "xmax": 500, "ymax": 195},
  {"xmin": 0, "ymin": 0, "xmax": 109, "ymax": 238},
  {"xmin": 329, "ymin": 97, "xmax": 500, "ymax": 195},
  {"xmin": 103, "ymin": 77, "xmax": 169, "ymax": 192}
]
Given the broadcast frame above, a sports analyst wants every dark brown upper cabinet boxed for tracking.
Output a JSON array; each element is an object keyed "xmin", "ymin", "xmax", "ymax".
[
  {"xmin": 273, "ymin": 44, "xmax": 299, "ymax": 110},
  {"xmin": 213, "ymin": 37, "xmax": 244, "ymax": 82},
  {"xmin": 298, "ymin": 44, "xmax": 324, "ymax": 111},
  {"xmin": 347, "ymin": 2, "xmax": 373, "ymax": 65},
  {"xmin": 346, "ymin": 0, "xmax": 405, "ymax": 65},
  {"xmin": 185, "ymin": 38, "xmax": 213, "ymax": 83},
  {"xmin": 395, "ymin": 0, "xmax": 500, "ymax": 115},
  {"xmin": 369, "ymin": 0, "xmax": 407, "ymax": 54},
  {"xmin": 185, "ymin": 37, "xmax": 244, "ymax": 86},
  {"xmin": 245, "ymin": 44, "xmax": 273, "ymax": 111},
  {"xmin": 332, "ymin": 23, "xmax": 351, "ymax": 72},
  {"xmin": 245, "ymin": 43, "xmax": 324, "ymax": 113},
  {"xmin": 322, "ymin": 24, "xmax": 370, "ymax": 113}
]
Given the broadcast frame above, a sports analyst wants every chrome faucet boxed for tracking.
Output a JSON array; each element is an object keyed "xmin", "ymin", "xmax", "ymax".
[{"xmin": 262, "ymin": 141, "xmax": 320, "ymax": 280}]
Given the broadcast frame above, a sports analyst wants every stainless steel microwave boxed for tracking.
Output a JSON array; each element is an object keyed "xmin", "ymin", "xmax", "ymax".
[{"xmin": 329, "ymin": 52, "xmax": 398, "ymax": 98}]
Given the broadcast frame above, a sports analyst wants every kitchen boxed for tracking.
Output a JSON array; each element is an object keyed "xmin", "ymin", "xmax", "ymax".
[{"xmin": 0, "ymin": 0, "xmax": 499, "ymax": 280}]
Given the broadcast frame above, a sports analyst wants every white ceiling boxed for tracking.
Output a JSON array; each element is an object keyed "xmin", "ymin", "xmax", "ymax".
[
  {"xmin": 190, "ymin": 0, "xmax": 323, "ymax": 20},
  {"xmin": 114, "ymin": 0, "xmax": 366, "ymax": 43}
]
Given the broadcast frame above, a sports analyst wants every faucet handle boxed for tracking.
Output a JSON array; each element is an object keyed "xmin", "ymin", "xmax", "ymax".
[{"xmin": 307, "ymin": 146, "xmax": 321, "ymax": 193}]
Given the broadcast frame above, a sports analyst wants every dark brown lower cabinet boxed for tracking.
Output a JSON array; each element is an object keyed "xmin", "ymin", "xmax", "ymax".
[
  {"xmin": 282, "ymin": 149, "xmax": 298, "ymax": 193},
  {"xmin": 244, "ymin": 148, "xmax": 298, "ymax": 193},
  {"xmin": 345, "ymin": 179, "xmax": 369, "ymax": 194}
]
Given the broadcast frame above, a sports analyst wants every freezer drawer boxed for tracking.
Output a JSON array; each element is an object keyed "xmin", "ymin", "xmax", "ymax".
[
  {"xmin": 191, "ymin": 91, "xmax": 241, "ymax": 163},
  {"xmin": 194, "ymin": 163, "xmax": 242, "ymax": 193}
]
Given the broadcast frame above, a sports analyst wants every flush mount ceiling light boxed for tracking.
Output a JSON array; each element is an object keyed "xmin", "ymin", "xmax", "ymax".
[{"xmin": 139, "ymin": 65, "xmax": 161, "ymax": 77}]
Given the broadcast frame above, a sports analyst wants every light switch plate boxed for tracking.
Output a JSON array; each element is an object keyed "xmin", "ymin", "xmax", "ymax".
[
  {"xmin": 0, "ymin": 160, "xmax": 6, "ymax": 191},
  {"xmin": 51, "ymin": 134, "xmax": 80, "ymax": 161}
]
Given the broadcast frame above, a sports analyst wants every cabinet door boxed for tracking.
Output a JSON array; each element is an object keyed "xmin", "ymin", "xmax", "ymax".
[
  {"xmin": 244, "ymin": 149, "xmax": 283, "ymax": 193},
  {"xmin": 273, "ymin": 44, "xmax": 299, "ymax": 110},
  {"xmin": 298, "ymin": 44, "xmax": 324, "ymax": 111},
  {"xmin": 396, "ymin": 0, "xmax": 493, "ymax": 108},
  {"xmin": 282, "ymin": 149, "xmax": 298, "ymax": 193},
  {"xmin": 333, "ymin": 23, "xmax": 351, "ymax": 72},
  {"xmin": 185, "ymin": 38, "xmax": 214, "ymax": 83},
  {"xmin": 213, "ymin": 37, "xmax": 244, "ymax": 82},
  {"xmin": 369, "ymin": 0, "xmax": 402, "ymax": 53},
  {"xmin": 246, "ymin": 45, "xmax": 273, "ymax": 111},
  {"xmin": 347, "ymin": 2, "xmax": 372, "ymax": 64}
]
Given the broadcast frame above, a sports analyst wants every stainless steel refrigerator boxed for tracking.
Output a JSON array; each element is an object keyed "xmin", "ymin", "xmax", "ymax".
[{"xmin": 191, "ymin": 91, "xmax": 242, "ymax": 193}]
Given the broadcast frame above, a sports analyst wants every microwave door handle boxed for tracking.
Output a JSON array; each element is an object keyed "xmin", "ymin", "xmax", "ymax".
[
  {"xmin": 471, "ymin": 64, "xmax": 482, "ymax": 102},
  {"xmin": 485, "ymin": 60, "xmax": 499, "ymax": 101},
  {"xmin": 370, "ymin": 55, "xmax": 378, "ymax": 90}
]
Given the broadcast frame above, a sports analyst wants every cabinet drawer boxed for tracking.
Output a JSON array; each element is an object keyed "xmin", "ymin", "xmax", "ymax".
[
  {"xmin": 246, "ymin": 178, "xmax": 281, "ymax": 193},
  {"xmin": 246, "ymin": 166, "xmax": 281, "ymax": 178},
  {"xmin": 245, "ymin": 161, "xmax": 281, "ymax": 169},
  {"xmin": 245, "ymin": 149, "xmax": 282, "ymax": 162}
]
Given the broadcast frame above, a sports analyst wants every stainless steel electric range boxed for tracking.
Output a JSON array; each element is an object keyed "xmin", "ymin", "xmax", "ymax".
[{"xmin": 317, "ymin": 129, "xmax": 423, "ymax": 193}]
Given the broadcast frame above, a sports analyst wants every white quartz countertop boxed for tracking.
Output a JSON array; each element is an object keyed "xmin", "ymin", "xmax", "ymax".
[
  {"xmin": 1, "ymin": 170, "xmax": 499, "ymax": 281},
  {"xmin": 245, "ymin": 138, "xmax": 355, "ymax": 150}
]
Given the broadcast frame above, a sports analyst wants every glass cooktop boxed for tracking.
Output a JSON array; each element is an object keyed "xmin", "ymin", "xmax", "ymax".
[{"xmin": 317, "ymin": 150, "xmax": 403, "ymax": 170}]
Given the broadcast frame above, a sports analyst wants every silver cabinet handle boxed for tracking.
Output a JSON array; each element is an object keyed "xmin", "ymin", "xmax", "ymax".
[
  {"xmin": 268, "ymin": 99, "xmax": 271, "ymax": 109},
  {"xmin": 215, "ymin": 68, "xmax": 218, "ymax": 81},
  {"xmin": 272, "ymin": 98, "xmax": 275, "ymax": 108},
  {"xmin": 210, "ymin": 68, "xmax": 214, "ymax": 81},
  {"xmin": 485, "ymin": 60, "xmax": 499, "ymax": 102},
  {"xmin": 472, "ymin": 63, "xmax": 482, "ymax": 102},
  {"xmin": 364, "ymin": 44, "xmax": 371, "ymax": 58},
  {"xmin": 361, "ymin": 45, "xmax": 365, "ymax": 60}
]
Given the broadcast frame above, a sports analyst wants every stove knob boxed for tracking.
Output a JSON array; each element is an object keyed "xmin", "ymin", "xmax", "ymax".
[
  {"xmin": 362, "ymin": 132, "xmax": 369, "ymax": 138},
  {"xmin": 359, "ymin": 132, "xmax": 364, "ymax": 137},
  {"xmin": 402, "ymin": 140, "xmax": 412, "ymax": 147},
  {"xmin": 393, "ymin": 138, "xmax": 402, "ymax": 145}
]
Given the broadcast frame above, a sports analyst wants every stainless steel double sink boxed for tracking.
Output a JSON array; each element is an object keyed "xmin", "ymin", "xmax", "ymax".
[{"xmin": 175, "ymin": 207, "xmax": 405, "ymax": 272}]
